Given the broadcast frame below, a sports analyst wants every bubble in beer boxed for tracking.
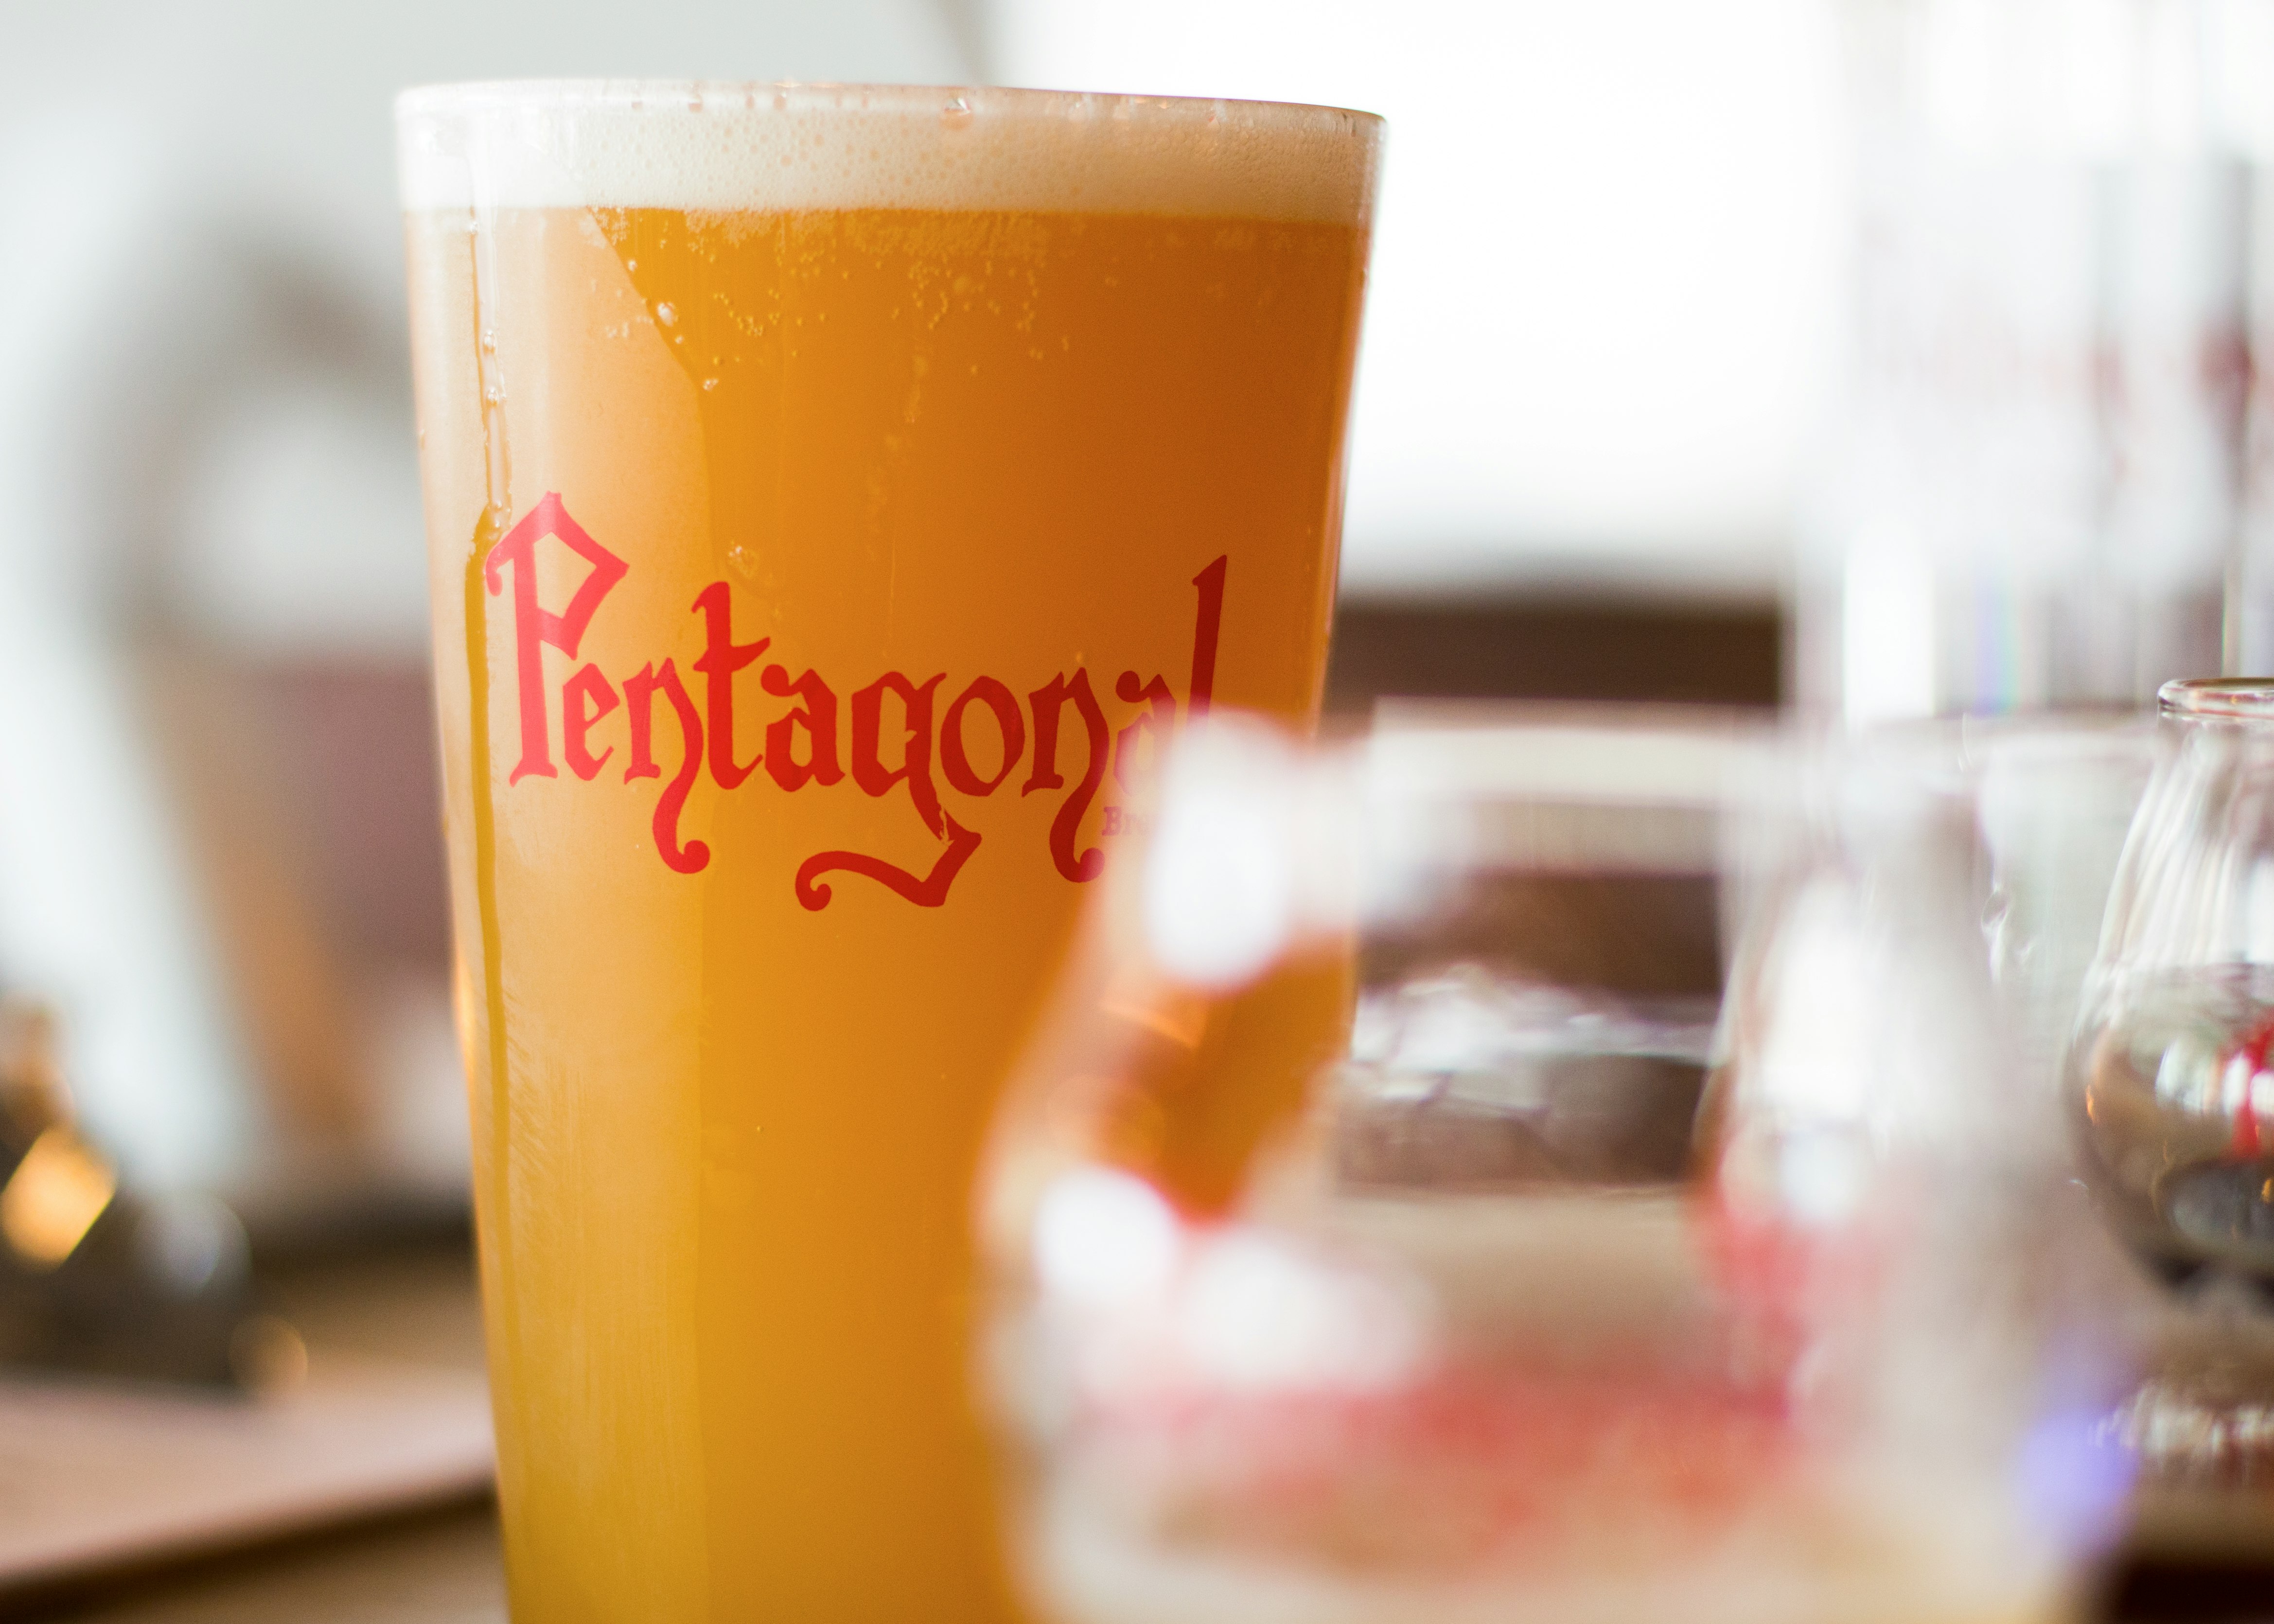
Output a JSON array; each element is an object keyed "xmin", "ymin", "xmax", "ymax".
[
  {"xmin": 702, "ymin": 377, "xmax": 719, "ymax": 391},
  {"xmin": 479, "ymin": 327, "xmax": 498, "ymax": 354},
  {"xmin": 941, "ymin": 96, "xmax": 973, "ymax": 131},
  {"xmin": 656, "ymin": 301, "xmax": 678, "ymax": 327}
]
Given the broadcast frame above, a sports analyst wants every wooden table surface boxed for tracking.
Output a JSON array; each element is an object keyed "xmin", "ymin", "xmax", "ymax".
[
  {"xmin": 38, "ymin": 1495, "xmax": 2274, "ymax": 1624},
  {"xmin": 12, "ymin": 1246, "xmax": 2272, "ymax": 1623},
  {"xmin": 3, "ymin": 1247, "xmax": 500, "ymax": 1623},
  {"xmin": 35, "ymin": 1508, "xmax": 504, "ymax": 1624}
]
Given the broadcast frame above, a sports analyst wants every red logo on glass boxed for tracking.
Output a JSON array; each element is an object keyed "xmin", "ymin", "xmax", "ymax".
[{"xmin": 484, "ymin": 493, "xmax": 1226, "ymax": 909}]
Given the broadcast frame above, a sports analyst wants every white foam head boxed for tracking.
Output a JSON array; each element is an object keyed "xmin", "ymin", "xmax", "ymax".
[{"xmin": 396, "ymin": 82, "xmax": 1381, "ymax": 225}]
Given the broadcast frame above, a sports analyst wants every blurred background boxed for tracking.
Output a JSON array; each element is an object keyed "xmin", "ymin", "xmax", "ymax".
[
  {"xmin": 19, "ymin": 0, "xmax": 2274, "ymax": 1214},
  {"xmin": 6, "ymin": 0, "xmax": 2274, "ymax": 1612},
  {"xmin": 18, "ymin": 0, "xmax": 2274, "ymax": 1228},
  {"xmin": 0, "ymin": 0, "xmax": 1851, "ymax": 1223}
]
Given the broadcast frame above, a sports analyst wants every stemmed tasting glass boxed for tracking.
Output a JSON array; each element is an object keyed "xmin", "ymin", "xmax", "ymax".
[
  {"xmin": 2071, "ymin": 678, "xmax": 2274, "ymax": 1502},
  {"xmin": 977, "ymin": 713, "xmax": 2130, "ymax": 1624}
]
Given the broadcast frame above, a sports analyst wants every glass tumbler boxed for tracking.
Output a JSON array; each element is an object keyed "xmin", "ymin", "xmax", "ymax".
[
  {"xmin": 398, "ymin": 82, "xmax": 1380, "ymax": 1623},
  {"xmin": 979, "ymin": 716, "xmax": 2126, "ymax": 1624}
]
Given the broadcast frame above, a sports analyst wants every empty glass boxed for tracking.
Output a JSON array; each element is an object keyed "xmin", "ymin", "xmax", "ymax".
[{"xmin": 978, "ymin": 714, "xmax": 2127, "ymax": 1624}]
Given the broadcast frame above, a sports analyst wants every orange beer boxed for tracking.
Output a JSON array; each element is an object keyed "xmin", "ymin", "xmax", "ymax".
[{"xmin": 398, "ymin": 84, "xmax": 1379, "ymax": 1622}]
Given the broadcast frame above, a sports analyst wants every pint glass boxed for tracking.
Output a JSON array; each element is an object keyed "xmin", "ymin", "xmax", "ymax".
[{"xmin": 395, "ymin": 83, "xmax": 1380, "ymax": 1622}]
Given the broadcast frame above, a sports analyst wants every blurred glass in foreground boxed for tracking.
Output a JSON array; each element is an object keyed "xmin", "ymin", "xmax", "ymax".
[
  {"xmin": 979, "ymin": 714, "xmax": 2131, "ymax": 1624},
  {"xmin": 1816, "ymin": 712, "xmax": 2158, "ymax": 1077}
]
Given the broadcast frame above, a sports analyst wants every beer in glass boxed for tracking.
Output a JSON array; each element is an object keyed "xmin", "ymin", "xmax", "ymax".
[{"xmin": 395, "ymin": 82, "xmax": 1379, "ymax": 1622}]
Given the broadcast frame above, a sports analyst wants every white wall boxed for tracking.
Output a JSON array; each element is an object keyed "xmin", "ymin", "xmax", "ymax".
[
  {"xmin": 0, "ymin": 0, "xmax": 971, "ymax": 1189},
  {"xmin": 986, "ymin": 0, "xmax": 1843, "ymax": 597},
  {"xmin": 0, "ymin": 0, "xmax": 973, "ymax": 652}
]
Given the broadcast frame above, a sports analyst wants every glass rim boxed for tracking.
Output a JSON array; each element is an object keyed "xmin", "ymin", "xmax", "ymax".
[
  {"xmin": 394, "ymin": 79, "xmax": 1384, "ymax": 134},
  {"xmin": 2157, "ymin": 677, "xmax": 2274, "ymax": 720},
  {"xmin": 395, "ymin": 79, "xmax": 1381, "ymax": 220}
]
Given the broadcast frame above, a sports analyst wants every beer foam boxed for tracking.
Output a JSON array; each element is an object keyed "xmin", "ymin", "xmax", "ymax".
[{"xmin": 396, "ymin": 82, "xmax": 1379, "ymax": 226}]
